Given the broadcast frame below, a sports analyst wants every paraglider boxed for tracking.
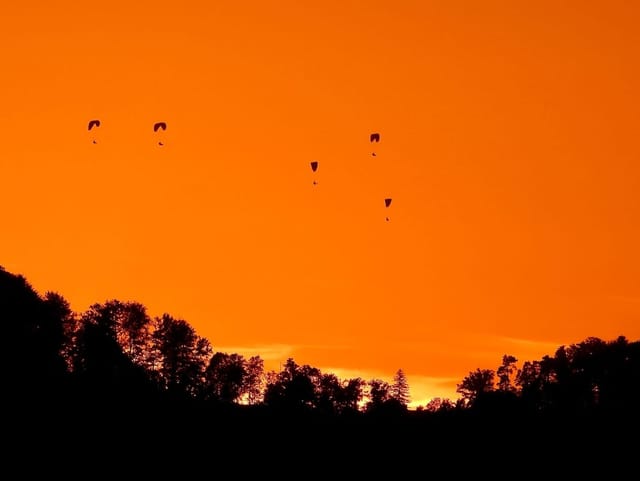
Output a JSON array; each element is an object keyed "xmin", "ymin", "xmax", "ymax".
[
  {"xmin": 88, "ymin": 119, "xmax": 100, "ymax": 144},
  {"xmin": 153, "ymin": 122, "xmax": 167, "ymax": 146},
  {"xmin": 310, "ymin": 161, "xmax": 319, "ymax": 185},
  {"xmin": 384, "ymin": 198, "xmax": 392, "ymax": 221},
  {"xmin": 370, "ymin": 132, "xmax": 380, "ymax": 156}
]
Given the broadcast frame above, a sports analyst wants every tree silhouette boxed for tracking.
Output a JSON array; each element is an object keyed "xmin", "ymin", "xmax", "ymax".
[
  {"xmin": 365, "ymin": 378, "xmax": 391, "ymax": 413},
  {"xmin": 244, "ymin": 355, "xmax": 265, "ymax": 405},
  {"xmin": 264, "ymin": 358, "xmax": 322, "ymax": 410},
  {"xmin": 44, "ymin": 291, "xmax": 78, "ymax": 371},
  {"xmin": 390, "ymin": 368, "xmax": 411, "ymax": 408},
  {"xmin": 205, "ymin": 352, "xmax": 247, "ymax": 403},
  {"xmin": 151, "ymin": 313, "xmax": 212, "ymax": 399},
  {"xmin": 116, "ymin": 301, "xmax": 153, "ymax": 367},
  {"xmin": 598, "ymin": 335, "xmax": 640, "ymax": 412},
  {"xmin": 314, "ymin": 373, "xmax": 365, "ymax": 414},
  {"xmin": 316, "ymin": 373, "xmax": 343, "ymax": 414},
  {"xmin": 516, "ymin": 359, "xmax": 545, "ymax": 410},
  {"xmin": 496, "ymin": 355, "xmax": 518, "ymax": 393},
  {"xmin": 456, "ymin": 368, "xmax": 495, "ymax": 407},
  {"xmin": 511, "ymin": 336, "xmax": 640, "ymax": 415},
  {"xmin": 0, "ymin": 267, "xmax": 68, "ymax": 402},
  {"xmin": 341, "ymin": 377, "xmax": 366, "ymax": 414},
  {"xmin": 72, "ymin": 300, "xmax": 157, "ymax": 401},
  {"xmin": 424, "ymin": 397, "xmax": 455, "ymax": 413}
]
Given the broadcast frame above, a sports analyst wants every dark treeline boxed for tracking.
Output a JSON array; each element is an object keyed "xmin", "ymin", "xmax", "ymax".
[
  {"xmin": 2, "ymin": 265, "xmax": 639, "ymax": 473},
  {"xmin": 1, "ymin": 265, "xmax": 414, "ymax": 413}
]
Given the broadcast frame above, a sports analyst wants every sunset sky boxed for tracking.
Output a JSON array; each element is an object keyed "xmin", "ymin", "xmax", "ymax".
[{"xmin": 2, "ymin": 1, "xmax": 639, "ymax": 406}]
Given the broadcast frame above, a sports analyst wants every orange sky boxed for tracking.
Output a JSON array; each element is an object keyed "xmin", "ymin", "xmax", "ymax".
[{"xmin": 1, "ymin": 0, "xmax": 639, "ymax": 406}]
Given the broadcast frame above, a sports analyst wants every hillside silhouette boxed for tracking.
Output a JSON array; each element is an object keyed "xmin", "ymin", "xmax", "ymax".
[{"xmin": 1, "ymin": 264, "xmax": 638, "ymax": 474}]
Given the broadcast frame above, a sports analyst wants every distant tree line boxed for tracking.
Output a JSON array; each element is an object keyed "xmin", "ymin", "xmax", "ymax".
[
  {"xmin": 0, "ymin": 266, "xmax": 410, "ymax": 416},
  {"xmin": 419, "ymin": 338, "xmax": 640, "ymax": 419},
  {"xmin": 2, "ymin": 264, "xmax": 639, "ymax": 423}
]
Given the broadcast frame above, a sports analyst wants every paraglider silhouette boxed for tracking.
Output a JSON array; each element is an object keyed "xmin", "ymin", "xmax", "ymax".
[
  {"xmin": 88, "ymin": 119, "xmax": 100, "ymax": 144},
  {"xmin": 310, "ymin": 161, "xmax": 319, "ymax": 186},
  {"xmin": 384, "ymin": 198, "xmax": 392, "ymax": 221},
  {"xmin": 153, "ymin": 122, "xmax": 167, "ymax": 146},
  {"xmin": 370, "ymin": 132, "xmax": 380, "ymax": 156}
]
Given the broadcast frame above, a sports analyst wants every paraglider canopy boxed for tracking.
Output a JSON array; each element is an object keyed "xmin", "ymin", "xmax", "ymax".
[
  {"xmin": 385, "ymin": 198, "xmax": 392, "ymax": 221},
  {"xmin": 310, "ymin": 161, "xmax": 318, "ymax": 172},
  {"xmin": 370, "ymin": 132, "xmax": 380, "ymax": 143},
  {"xmin": 88, "ymin": 120, "xmax": 100, "ymax": 130},
  {"xmin": 153, "ymin": 122, "xmax": 167, "ymax": 132}
]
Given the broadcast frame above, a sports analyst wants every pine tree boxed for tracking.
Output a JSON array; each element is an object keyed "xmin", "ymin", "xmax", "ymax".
[{"xmin": 390, "ymin": 368, "xmax": 410, "ymax": 407}]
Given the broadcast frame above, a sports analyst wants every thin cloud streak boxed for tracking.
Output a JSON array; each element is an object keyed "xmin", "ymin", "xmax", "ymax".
[
  {"xmin": 213, "ymin": 344, "xmax": 295, "ymax": 362},
  {"xmin": 214, "ymin": 342, "xmax": 351, "ymax": 364}
]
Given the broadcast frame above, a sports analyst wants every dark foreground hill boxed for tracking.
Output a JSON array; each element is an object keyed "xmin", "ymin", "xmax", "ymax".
[{"xmin": 6, "ymin": 399, "xmax": 638, "ymax": 478}]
